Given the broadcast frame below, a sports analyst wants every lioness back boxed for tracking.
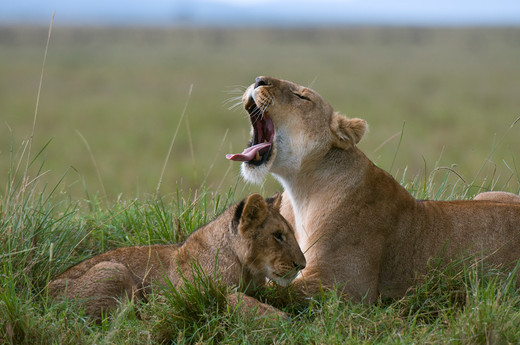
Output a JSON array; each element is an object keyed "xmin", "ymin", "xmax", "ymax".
[
  {"xmin": 48, "ymin": 193, "xmax": 305, "ymax": 318},
  {"xmin": 474, "ymin": 191, "xmax": 520, "ymax": 203}
]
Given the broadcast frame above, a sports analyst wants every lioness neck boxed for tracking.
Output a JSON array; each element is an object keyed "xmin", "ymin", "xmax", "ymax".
[
  {"xmin": 275, "ymin": 146, "xmax": 371, "ymax": 205},
  {"xmin": 275, "ymin": 146, "xmax": 416, "ymax": 249}
]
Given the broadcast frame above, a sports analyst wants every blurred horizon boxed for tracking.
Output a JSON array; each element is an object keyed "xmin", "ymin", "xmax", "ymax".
[{"xmin": 2, "ymin": 0, "xmax": 520, "ymax": 27}]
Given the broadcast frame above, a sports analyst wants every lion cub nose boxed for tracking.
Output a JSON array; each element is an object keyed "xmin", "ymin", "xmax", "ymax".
[
  {"xmin": 293, "ymin": 261, "xmax": 306, "ymax": 270},
  {"xmin": 255, "ymin": 77, "xmax": 271, "ymax": 89}
]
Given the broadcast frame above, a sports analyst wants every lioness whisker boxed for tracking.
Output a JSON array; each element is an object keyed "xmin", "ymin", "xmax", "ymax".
[
  {"xmin": 250, "ymin": 108, "xmax": 264, "ymax": 125},
  {"xmin": 223, "ymin": 96, "xmax": 242, "ymax": 105},
  {"xmin": 223, "ymin": 95, "xmax": 243, "ymax": 104},
  {"xmin": 225, "ymin": 85, "xmax": 248, "ymax": 95},
  {"xmin": 225, "ymin": 96, "xmax": 245, "ymax": 111}
]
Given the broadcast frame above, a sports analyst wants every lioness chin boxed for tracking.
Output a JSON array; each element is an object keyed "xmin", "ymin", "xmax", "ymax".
[
  {"xmin": 48, "ymin": 193, "xmax": 305, "ymax": 318},
  {"xmin": 227, "ymin": 76, "xmax": 520, "ymax": 302}
]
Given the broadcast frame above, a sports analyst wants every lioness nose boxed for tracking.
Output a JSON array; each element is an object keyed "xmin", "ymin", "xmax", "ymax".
[{"xmin": 254, "ymin": 77, "xmax": 271, "ymax": 88}]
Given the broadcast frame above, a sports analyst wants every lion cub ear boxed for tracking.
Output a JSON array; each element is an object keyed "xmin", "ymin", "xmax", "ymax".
[
  {"xmin": 238, "ymin": 194, "xmax": 268, "ymax": 232},
  {"xmin": 265, "ymin": 192, "xmax": 282, "ymax": 212},
  {"xmin": 331, "ymin": 113, "xmax": 367, "ymax": 149}
]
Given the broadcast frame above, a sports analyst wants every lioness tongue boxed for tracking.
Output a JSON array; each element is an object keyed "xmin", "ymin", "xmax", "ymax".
[{"xmin": 226, "ymin": 142, "xmax": 271, "ymax": 162}]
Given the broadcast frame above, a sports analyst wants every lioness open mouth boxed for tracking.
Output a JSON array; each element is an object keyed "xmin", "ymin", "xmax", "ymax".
[{"xmin": 226, "ymin": 96, "xmax": 274, "ymax": 166}]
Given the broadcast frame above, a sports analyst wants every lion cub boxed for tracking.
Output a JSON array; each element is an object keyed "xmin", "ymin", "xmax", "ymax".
[{"xmin": 48, "ymin": 193, "xmax": 305, "ymax": 318}]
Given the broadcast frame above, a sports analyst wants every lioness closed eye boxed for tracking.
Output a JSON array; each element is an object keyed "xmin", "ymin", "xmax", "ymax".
[
  {"xmin": 227, "ymin": 76, "xmax": 520, "ymax": 302},
  {"xmin": 48, "ymin": 193, "xmax": 306, "ymax": 318}
]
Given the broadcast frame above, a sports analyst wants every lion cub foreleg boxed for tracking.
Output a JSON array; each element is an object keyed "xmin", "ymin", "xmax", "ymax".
[
  {"xmin": 226, "ymin": 292, "xmax": 288, "ymax": 319},
  {"xmin": 49, "ymin": 261, "xmax": 141, "ymax": 318}
]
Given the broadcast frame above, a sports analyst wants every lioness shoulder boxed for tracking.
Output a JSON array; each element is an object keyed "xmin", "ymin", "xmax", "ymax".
[{"xmin": 48, "ymin": 193, "xmax": 305, "ymax": 318}]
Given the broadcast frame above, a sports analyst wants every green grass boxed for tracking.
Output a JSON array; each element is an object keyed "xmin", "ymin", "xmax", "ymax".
[
  {"xmin": 1, "ymin": 25, "xmax": 520, "ymax": 344},
  {"xmin": 1, "ymin": 142, "xmax": 520, "ymax": 344}
]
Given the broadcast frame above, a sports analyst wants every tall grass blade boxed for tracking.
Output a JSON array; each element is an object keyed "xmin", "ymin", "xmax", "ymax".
[
  {"xmin": 155, "ymin": 84, "xmax": 194, "ymax": 199},
  {"xmin": 25, "ymin": 12, "xmax": 54, "ymax": 177},
  {"xmin": 390, "ymin": 122, "xmax": 405, "ymax": 174}
]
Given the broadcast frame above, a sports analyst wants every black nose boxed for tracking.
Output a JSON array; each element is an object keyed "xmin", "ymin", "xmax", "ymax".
[
  {"xmin": 254, "ymin": 77, "xmax": 270, "ymax": 89},
  {"xmin": 293, "ymin": 261, "xmax": 306, "ymax": 270}
]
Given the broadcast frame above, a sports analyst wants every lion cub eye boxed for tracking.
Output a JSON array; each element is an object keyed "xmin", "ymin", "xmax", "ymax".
[{"xmin": 273, "ymin": 230, "xmax": 285, "ymax": 243}]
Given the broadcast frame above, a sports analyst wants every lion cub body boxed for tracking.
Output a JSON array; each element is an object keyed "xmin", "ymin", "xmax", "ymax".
[
  {"xmin": 49, "ymin": 193, "xmax": 305, "ymax": 317},
  {"xmin": 230, "ymin": 76, "xmax": 520, "ymax": 302}
]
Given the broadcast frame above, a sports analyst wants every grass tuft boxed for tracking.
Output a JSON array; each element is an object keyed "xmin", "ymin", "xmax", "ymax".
[
  {"xmin": 150, "ymin": 262, "xmax": 228, "ymax": 344},
  {"xmin": 2, "ymin": 169, "xmax": 520, "ymax": 343}
]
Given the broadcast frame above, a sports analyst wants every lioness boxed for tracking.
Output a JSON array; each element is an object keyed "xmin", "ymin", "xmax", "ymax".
[
  {"xmin": 227, "ymin": 76, "xmax": 520, "ymax": 302},
  {"xmin": 48, "ymin": 193, "xmax": 306, "ymax": 318}
]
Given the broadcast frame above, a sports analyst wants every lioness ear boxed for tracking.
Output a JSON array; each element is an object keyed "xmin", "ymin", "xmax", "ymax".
[
  {"xmin": 331, "ymin": 113, "xmax": 367, "ymax": 149},
  {"xmin": 239, "ymin": 193, "xmax": 268, "ymax": 232},
  {"xmin": 265, "ymin": 192, "xmax": 282, "ymax": 212}
]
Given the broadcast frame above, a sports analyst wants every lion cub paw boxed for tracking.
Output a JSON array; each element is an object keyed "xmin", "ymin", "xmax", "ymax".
[{"xmin": 226, "ymin": 292, "xmax": 289, "ymax": 320}]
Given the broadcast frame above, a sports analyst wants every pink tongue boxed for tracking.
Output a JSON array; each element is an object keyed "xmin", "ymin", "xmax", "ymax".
[{"xmin": 226, "ymin": 142, "xmax": 271, "ymax": 162}]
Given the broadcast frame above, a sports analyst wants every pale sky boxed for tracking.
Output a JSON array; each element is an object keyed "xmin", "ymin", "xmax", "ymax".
[
  {"xmin": 204, "ymin": 0, "xmax": 357, "ymax": 4},
  {"xmin": 1, "ymin": 0, "xmax": 519, "ymax": 26}
]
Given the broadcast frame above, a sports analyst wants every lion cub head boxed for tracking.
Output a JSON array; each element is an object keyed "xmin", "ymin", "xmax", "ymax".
[
  {"xmin": 236, "ymin": 193, "xmax": 306, "ymax": 286},
  {"xmin": 226, "ymin": 76, "xmax": 368, "ymax": 183}
]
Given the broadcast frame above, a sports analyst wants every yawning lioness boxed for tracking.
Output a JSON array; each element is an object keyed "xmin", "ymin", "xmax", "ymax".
[{"xmin": 227, "ymin": 76, "xmax": 520, "ymax": 302}]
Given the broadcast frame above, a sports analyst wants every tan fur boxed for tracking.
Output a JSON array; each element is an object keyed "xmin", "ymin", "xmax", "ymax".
[
  {"xmin": 474, "ymin": 191, "xmax": 520, "ymax": 203},
  {"xmin": 48, "ymin": 193, "xmax": 305, "ymax": 318},
  {"xmin": 235, "ymin": 76, "xmax": 520, "ymax": 302}
]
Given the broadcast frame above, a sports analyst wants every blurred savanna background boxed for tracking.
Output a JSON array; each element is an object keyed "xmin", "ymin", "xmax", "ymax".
[
  {"xmin": 2, "ymin": 24, "xmax": 520, "ymax": 202},
  {"xmin": 3, "ymin": 1, "xmax": 520, "ymax": 344}
]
